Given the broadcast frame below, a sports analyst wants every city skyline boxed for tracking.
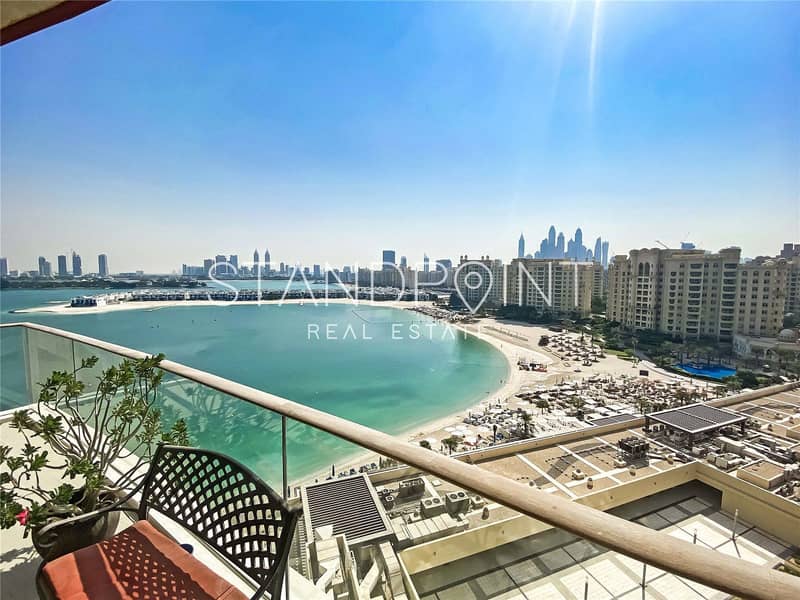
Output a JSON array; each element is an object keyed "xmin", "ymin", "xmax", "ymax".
[
  {"xmin": 5, "ymin": 235, "xmax": 798, "ymax": 279},
  {"xmin": 1, "ymin": 2, "xmax": 799, "ymax": 272}
]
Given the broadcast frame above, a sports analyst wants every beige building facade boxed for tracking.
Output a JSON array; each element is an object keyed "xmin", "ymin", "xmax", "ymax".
[
  {"xmin": 454, "ymin": 256, "xmax": 506, "ymax": 309},
  {"xmin": 506, "ymin": 258, "xmax": 594, "ymax": 317},
  {"xmin": 788, "ymin": 256, "xmax": 800, "ymax": 316},
  {"xmin": 733, "ymin": 257, "xmax": 789, "ymax": 338},
  {"xmin": 608, "ymin": 247, "xmax": 793, "ymax": 340},
  {"xmin": 607, "ymin": 247, "xmax": 740, "ymax": 339}
]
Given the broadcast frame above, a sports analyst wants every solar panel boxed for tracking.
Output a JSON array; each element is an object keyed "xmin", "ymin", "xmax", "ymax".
[
  {"xmin": 302, "ymin": 474, "xmax": 392, "ymax": 545},
  {"xmin": 648, "ymin": 403, "xmax": 746, "ymax": 434},
  {"xmin": 683, "ymin": 404, "xmax": 742, "ymax": 424},
  {"xmin": 588, "ymin": 413, "xmax": 638, "ymax": 427}
]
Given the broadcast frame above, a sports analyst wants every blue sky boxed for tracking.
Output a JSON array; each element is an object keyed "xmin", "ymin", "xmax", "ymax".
[{"xmin": 1, "ymin": 1, "xmax": 798, "ymax": 273}]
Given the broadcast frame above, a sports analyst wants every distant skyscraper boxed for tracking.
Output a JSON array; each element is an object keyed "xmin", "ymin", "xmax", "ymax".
[
  {"xmin": 253, "ymin": 249, "xmax": 260, "ymax": 272},
  {"xmin": 57, "ymin": 255, "xmax": 68, "ymax": 277},
  {"xmin": 98, "ymin": 254, "xmax": 109, "ymax": 277},
  {"xmin": 203, "ymin": 258, "xmax": 214, "ymax": 276},
  {"xmin": 423, "ymin": 254, "xmax": 430, "ymax": 272},
  {"xmin": 382, "ymin": 250, "xmax": 396, "ymax": 269},
  {"xmin": 279, "ymin": 261, "xmax": 285, "ymax": 274},
  {"xmin": 214, "ymin": 254, "xmax": 227, "ymax": 276},
  {"xmin": 313, "ymin": 264, "xmax": 321, "ymax": 278},
  {"xmin": 0, "ymin": 257, "xmax": 7, "ymax": 278},
  {"xmin": 264, "ymin": 249, "xmax": 270, "ymax": 273},
  {"xmin": 518, "ymin": 233, "xmax": 525, "ymax": 258},
  {"xmin": 71, "ymin": 252, "xmax": 82, "ymax": 276},
  {"xmin": 534, "ymin": 226, "xmax": 606, "ymax": 262},
  {"xmin": 38, "ymin": 256, "xmax": 48, "ymax": 277},
  {"xmin": 400, "ymin": 256, "xmax": 407, "ymax": 268},
  {"xmin": 601, "ymin": 241, "xmax": 609, "ymax": 268}
]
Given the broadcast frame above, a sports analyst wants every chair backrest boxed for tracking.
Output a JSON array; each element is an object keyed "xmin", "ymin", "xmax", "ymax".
[{"xmin": 139, "ymin": 445, "xmax": 300, "ymax": 597}]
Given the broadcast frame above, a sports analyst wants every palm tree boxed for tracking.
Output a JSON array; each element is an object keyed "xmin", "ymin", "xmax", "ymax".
[
  {"xmin": 536, "ymin": 398, "xmax": 550, "ymax": 414},
  {"xmin": 519, "ymin": 410, "xmax": 533, "ymax": 438},
  {"xmin": 673, "ymin": 388, "xmax": 689, "ymax": 406},
  {"xmin": 419, "ymin": 440, "xmax": 432, "ymax": 450},
  {"xmin": 442, "ymin": 436, "xmax": 460, "ymax": 455},
  {"xmin": 636, "ymin": 397, "xmax": 651, "ymax": 415},
  {"xmin": 775, "ymin": 349, "xmax": 793, "ymax": 375},
  {"xmin": 723, "ymin": 376, "xmax": 742, "ymax": 394}
]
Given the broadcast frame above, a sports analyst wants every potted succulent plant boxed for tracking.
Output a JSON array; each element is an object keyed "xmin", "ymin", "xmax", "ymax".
[{"xmin": 0, "ymin": 353, "xmax": 189, "ymax": 560}]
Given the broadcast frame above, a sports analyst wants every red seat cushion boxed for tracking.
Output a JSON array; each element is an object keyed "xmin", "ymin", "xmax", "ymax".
[{"xmin": 42, "ymin": 520, "xmax": 249, "ymax": 600}]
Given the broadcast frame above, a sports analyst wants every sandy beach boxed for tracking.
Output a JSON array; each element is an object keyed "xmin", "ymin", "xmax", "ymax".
[
  {"xmin": 294, "ymin": 313, "xmax": 707, "ymax": 486},
  {"xmin": 12, "ymin": 296, "xmax": 706, "ymax": 487},
  {"xmin": 12, "ymin": 296, "xmax": 422, "ymax": 315}
]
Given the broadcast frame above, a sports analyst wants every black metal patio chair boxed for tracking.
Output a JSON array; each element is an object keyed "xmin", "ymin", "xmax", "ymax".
[{"xmin": 36, "ymin": 445, "xmax": 301, "ymax": 600}]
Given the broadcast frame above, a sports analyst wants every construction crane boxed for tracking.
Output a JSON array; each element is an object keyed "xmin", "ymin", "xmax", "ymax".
[{"xmin": 655, "ymin": 240, "xmax": 670, "ymax": 249}]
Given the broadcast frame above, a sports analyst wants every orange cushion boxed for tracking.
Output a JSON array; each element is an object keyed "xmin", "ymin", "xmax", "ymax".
[{"xmin": 42, "ymin": 520, "xmax": 249, "ymax": 600}]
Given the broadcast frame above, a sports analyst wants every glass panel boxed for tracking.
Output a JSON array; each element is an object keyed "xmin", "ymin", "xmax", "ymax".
[
  {"xmin": 25, "ymin": 328, "xmax": 75, "ymax": 400},
  {"xmin": 72, "ymin": 340, "xmax": 129, "ymax": 396},
  {"xmin": 0, "ymin": 327, "xmax": 29, "ymax": 411},
  {"xmin": 283, "ymin": 419, "xmax": 750, "ymax": 600},
  {"xmin": 3, "ymin": 325, "xmax": 783, "ymax": 599},
  {"xmin": 155, "ymin": 373, "xmax": 285, "ymax": 491}
]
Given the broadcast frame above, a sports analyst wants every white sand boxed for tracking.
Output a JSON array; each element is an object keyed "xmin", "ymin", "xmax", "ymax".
[
  {"xmin": 13, "ymin": 297, "xmax": 700, "ymax": 486},
  {"xmin": 12, "ymin": 296, "xmax": 419, "ymax": 315}
]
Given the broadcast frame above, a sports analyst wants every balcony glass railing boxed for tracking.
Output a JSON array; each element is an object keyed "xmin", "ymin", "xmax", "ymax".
[{"xmin": 1, "ymin": 322, "xmax": 799, "ymax": 600}]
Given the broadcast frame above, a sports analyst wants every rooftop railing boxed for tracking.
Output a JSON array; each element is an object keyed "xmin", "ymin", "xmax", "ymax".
[{"xmin": 1, "ymin": 321, "xmax": 799, "ymax": 600}]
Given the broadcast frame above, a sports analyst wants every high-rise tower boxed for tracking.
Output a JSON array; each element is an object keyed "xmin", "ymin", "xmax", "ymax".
[
  {"xmin": 71, "ymin": 252, "xmax": 82, "ymax": 276},
  {"xmin": 57, "ymin": 255, "xmax": 68, "ymax": 277},
  {"xmin": 98, "ymin": 254, "xmax": 109, "ymax": 277},
  {"xmin": 518, "ymin": 233, "xmax": 525, "ymax": 258}
]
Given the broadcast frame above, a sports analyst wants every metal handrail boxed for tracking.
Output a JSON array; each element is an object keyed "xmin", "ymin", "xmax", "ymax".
[{"xmin": 3, "ymin": 321, "xmax": 800, "ymax": 600}]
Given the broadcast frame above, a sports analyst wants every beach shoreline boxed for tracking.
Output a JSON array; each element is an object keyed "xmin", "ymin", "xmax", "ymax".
[
  {"xmin": 292, "ymin": 316, "xmax": 705, "ymax": 486},
  {"xmin": 12, "ymin": 297, "xmax": 526, "ymax": 485},
  {"xmin": 9, "ymin": 297, "xmax": 700, "ymax": 489},
  {"xmin": 11, "ymin": 296, "xmax": 424, "ymax": 315}
]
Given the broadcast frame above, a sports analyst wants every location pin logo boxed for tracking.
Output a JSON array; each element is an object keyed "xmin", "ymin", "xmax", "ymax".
[{"xmin": 454, "ymin": 261, "xmax": 493, "ymax": 314}]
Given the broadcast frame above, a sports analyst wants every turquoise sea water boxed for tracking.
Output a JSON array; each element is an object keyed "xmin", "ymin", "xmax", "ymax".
[{"xmin": 0, "ymin": 288, "xmax": 507, "ymax": 483}]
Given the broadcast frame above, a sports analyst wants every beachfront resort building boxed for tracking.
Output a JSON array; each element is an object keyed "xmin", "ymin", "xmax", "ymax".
[
  {"xmin": 787, "ymin": 256, "xmax": 800, "ymax": 316},
  {"xmin": 506, "ymin": 258, "xmax": 595, "ymax": 317},
  {"xmin": 608, "ymin": 247, "xmax": 795, "ymax": 341},
  {"xmin": 451, "ymin": 257, "xmax": 597, "ymax": 315},
  {"xmin": 454, "ymin": 255, "xmax": 506, "ymax": 308},
  {"xmin": 733, "ymin": 257, "xmax": 791, "ymax": 338}
]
